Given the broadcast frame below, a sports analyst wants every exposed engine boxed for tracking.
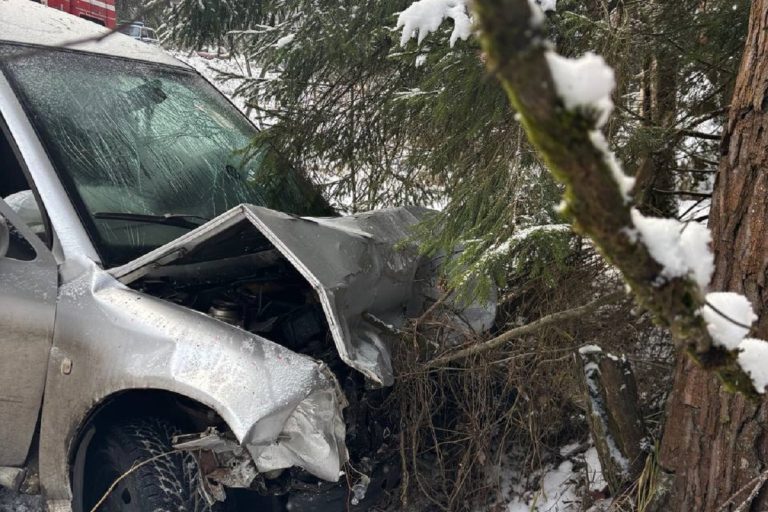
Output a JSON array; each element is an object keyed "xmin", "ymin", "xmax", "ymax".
[
  {"xmin": 130, "ymin": 241, "xmax": 399, "ymax": 508},
  {"xmin": 109, "ymin": 205, "xmax": 494, "ymax": 509},
  {"xmin": 137, "ymin": 255, "xmax": 329, "ymax": 356}
]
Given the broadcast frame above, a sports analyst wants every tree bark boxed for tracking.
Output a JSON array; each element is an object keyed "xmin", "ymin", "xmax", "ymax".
[{"xmin": 659, "ymin": 1, "xmax": 768, "ymax": 509}]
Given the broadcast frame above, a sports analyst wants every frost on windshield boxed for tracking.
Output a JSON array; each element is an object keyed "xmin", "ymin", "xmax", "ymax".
[{"xmin": 1, "ymin": 46, "xmax": 321, "ymax": 264}]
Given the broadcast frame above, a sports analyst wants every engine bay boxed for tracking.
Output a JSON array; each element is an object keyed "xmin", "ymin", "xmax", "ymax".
[{"xmin": 127, "ymin": 229, "xmax": 399, "ymax": 507}]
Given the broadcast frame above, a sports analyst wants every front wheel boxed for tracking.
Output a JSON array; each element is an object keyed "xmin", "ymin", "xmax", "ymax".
[{"xmin": 83, "ymin": 417, "xmax": 212, "ymax": 512}]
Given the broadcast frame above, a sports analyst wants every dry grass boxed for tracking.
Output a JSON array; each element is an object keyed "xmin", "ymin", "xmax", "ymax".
[{"xmin": 388, "ymin": 246, "xmax": 676, "ymax": 511}]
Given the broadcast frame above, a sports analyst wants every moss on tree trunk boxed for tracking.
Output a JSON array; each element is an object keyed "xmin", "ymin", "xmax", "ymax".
[{"xmin": 470, "ymin": 0, "xmax": 756, "ymax": 396}]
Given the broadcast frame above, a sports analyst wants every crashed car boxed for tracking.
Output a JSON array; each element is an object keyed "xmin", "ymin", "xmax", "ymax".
[{"xmin": 0, "ymin": 2, "xmax": 495, "ymax": 511}]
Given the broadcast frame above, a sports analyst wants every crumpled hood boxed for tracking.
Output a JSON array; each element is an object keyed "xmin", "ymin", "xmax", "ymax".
[{"xmin": 110, "ymin": 204, "xmax": 436, "ymax": 386}]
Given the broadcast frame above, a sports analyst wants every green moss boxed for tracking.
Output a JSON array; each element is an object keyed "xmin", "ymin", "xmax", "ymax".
[{"xmin": 473, "ymin": 0, "xmax": 760, "ymax": 398}]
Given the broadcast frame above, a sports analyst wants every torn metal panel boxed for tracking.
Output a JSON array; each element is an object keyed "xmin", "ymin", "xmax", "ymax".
[
  {"xmin": 111, "ymin": 204, "xmax": 431, "ymax": 386},
  {"xmin": 174, "ymin": 428, "xmax": 259, "ymax": 504}
]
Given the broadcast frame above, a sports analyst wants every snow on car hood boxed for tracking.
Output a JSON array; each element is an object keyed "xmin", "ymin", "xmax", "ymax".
[{"xmin": 109, "ymin": 204, "xmax": 434, "ymax": 386}]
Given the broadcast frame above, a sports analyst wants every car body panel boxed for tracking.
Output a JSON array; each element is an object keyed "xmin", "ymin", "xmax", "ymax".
[
  {"xmin": 38, "ymin": 258, "xmax": 347, "ymax": 505},
  {"xmin": 0, "ymin": 200, "xmax": 57, "ymax": 467},
  {"xmin": 0, "ymin": 0, "xmax": 182, "ymax": 68},
  {"xmin": 111, "ymin": 204, "xmax": 429, "ymax": 386}
]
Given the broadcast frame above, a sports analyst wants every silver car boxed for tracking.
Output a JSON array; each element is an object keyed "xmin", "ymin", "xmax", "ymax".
[{"xmin": 0, "ymin": 1, "xmax": 496, "ymax": 511}]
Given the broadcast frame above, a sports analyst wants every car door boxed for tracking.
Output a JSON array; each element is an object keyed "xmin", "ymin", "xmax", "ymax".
[{"xmin": 0, "ymin": 199, "xmax": 57, "ymax": 467}]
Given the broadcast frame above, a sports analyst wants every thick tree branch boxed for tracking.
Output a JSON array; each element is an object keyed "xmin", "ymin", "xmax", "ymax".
[
  {"xmin": 428, "ymin": 291, "xmax": 623, "ymax": 367},
  {"xmin": 470, "ymin": 0, "xmax": 756, "ymax": 396}
]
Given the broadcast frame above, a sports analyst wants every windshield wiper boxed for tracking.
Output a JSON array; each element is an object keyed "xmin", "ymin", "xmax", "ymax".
[{"xmin": 93, "ymin": 212, "xmax": 210, "ymax": 229}]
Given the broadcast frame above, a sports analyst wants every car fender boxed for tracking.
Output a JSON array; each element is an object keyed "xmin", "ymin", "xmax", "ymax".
[{"xmin": 38, "ymin": 261, "xmax": 347, "ymax": 507}]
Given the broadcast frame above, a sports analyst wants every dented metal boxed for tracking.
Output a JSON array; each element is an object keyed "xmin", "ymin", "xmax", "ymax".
[
  {"xmin": 0, "ymin": 4, "xmax": 497, "ymax": 509},
  {"xmin": 111, "ymin": 204, "xmax": 432, "ymax": 386},
  {"xmin": 32, "ymin": 254, "xmax": 350, "ymax": 507}
]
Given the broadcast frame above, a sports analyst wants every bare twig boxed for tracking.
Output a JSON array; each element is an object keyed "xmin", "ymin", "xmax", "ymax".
[
  {"xmin": 653, "ymin": 188, "xmax": 712, "ymax": 198},
  {"xmin": 715, "ymin": 469, "xmax": 768, "ymax": 512},
  {"xmin": 89, "ymin": 449, "xmax": 180, "ymax": 512}
]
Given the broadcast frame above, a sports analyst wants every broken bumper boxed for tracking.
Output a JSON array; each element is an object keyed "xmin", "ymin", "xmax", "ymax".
[{"xmin": 247, "ymin": 372, "xmax": 348, "ymax": 482}]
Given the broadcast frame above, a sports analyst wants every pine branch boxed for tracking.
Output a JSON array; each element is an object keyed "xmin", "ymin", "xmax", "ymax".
[{"xmin": 470, "ymin": 0, "xmax": 757, "ymax": 396}]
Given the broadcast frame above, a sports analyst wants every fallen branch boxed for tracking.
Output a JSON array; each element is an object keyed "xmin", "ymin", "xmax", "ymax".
[{"xmin": 428, "ymin": 291, "xmax": 622, "ymax": 367}]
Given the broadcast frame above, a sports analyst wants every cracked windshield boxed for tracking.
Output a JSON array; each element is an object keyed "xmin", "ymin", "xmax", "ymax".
[{"xmin": 0, "ymin": 45, "xmax": 321, "ymax": 265}]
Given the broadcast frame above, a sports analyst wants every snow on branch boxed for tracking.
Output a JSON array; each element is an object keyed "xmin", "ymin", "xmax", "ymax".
[
  {"xmin": 471, "ymin": 0, "xmax": 768, "ymax": 396},
  {"xmin": 397, "ymin": 0, "xmax": 556, "ymax": 47},
  {"xmin": 396, "ymin": 0, "xmax": 471, "ymax": 47}
]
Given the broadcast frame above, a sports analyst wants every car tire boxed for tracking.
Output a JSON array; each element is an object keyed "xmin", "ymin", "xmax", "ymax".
[{"xmin": 83, "ymin": 417, "xmax": 214, "ymax": 512}]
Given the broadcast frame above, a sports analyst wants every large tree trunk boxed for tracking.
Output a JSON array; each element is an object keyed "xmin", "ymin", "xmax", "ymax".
[{"xmin": 659, "ymin": 1, "xmax": 768, "ymax": 510}]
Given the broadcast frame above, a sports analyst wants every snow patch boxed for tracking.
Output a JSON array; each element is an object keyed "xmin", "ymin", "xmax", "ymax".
[
  {"xmin": 584, "ymin": 447, "xmax": 607, "ymax": 491},
  {"xmin": 511, "ymin": 223, "xmax": 570, "ymax": 242},
  {"xmin": 545, "ymin": 51, "xmax": 615, "ymax": 128},
  {"xmin": 506, "ymin": 460, "xmax": 578, "ymax": 512},
  {"xmin": 536, "ymin": 0, "xmax": 558, "ymax": 11},
  {"xmin": 396, "ymin": 0, "xmax": 472, "ymax": 47},
  {"xmin": 275, "ymin": 33, "xmax": 296, "ymax": 48},
  {"xmin": 738, "ymin": 338, "xmax": 768, "ymax": 393},
  {"xmin": 579, "ymin": 344, "xmax": 603, "ymax": 355},
  {"xmin": 542, "ymin": 51, "xmax": 635, "ymax": 201},
  {"xmin": 589, "ymin": 131, "xmax": 636, "ymax": 201},
  {"xmin": 630, "ymin": 209, "xmax": 714, "ymax": 288},
  {"xmin": 0, "ymin": 0, "xmax": 182, "ymax": 67},
  {"xmin": 397, "ymin": 0, "xmax": 555, "ymax": 47},
  {"xmin": 701, "ymin": 292, "xmax": 757, "ymax": 350}
]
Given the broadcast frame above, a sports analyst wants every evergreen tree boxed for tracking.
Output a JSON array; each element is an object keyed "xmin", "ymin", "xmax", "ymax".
[{"xmin": 162, "ymin": 0, "xmax": 747, "ymax": 296}]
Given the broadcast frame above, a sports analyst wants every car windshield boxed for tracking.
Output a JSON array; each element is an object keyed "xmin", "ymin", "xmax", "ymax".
[
  {"xmin": 120, "ymin": 25, "xmax": 142, "ymax": 38},
  {"xmin": 0, "ymin": 45, "xmax": 329, "ymax": 266}
]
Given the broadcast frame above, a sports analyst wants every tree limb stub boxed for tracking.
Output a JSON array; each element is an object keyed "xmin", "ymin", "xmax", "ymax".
[{"xmin": 470, "ymin": 0, "xmax": 756, "ymax": 396}]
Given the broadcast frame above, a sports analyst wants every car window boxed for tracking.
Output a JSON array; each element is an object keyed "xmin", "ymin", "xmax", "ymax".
[
  {"xmin": 0, "ymin": 124, "xmax": 48, "ymax": 248},
  {"xmin": 0, "ymin": 208, "xmax": 37, "ymax": 261},
  {"xmin": 0, "ymin": 44, "xmax": 330, "ymax": 266},
  {"xmin": 119, "ymin": 25, "xmax": 141, "ymax": 38}
]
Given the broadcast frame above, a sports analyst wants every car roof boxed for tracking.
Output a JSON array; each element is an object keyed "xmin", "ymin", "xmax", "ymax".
[{"xmin": 0, "ymin": 0, "xmax": 186, "ymax": 68}]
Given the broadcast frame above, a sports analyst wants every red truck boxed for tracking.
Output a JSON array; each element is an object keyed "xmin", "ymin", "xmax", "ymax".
[{"xmin": 40, "ymin": 0, "xmax": 116, "ymax": 28}]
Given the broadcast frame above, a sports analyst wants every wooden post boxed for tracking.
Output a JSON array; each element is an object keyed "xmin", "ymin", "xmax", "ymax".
[{"xmin": 579, "ymin": 345, "xmax": 648, "ymax": 496}]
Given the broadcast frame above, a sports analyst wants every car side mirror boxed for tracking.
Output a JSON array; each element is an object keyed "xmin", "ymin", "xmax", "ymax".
[{"xmin": 0, "ymin": 215, "xmax": 8, "ymax": 258}]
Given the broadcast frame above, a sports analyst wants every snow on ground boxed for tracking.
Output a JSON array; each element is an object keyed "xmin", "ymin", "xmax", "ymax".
[{"xmin": 499, "ymin": 443, "xmax": 610, "ymax": 512}]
